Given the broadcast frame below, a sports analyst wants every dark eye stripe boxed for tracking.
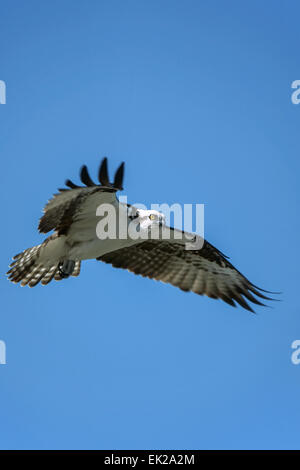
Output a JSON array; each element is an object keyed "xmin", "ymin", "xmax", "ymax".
[{"xmin": 129, "ymin": 211, "xmax": 139, "ymax": 220}]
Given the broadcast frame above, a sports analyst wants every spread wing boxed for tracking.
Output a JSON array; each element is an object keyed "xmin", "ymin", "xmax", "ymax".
[
  {"xmin": 98, "ymin": 234, "xmax": 274, "ymax": 312},
  {"xmin": 38, "ymin": 158, "xmax": 124, "ymax": 236}
]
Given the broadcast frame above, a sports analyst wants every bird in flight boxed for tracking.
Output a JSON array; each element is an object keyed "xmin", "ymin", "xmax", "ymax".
[{"xmin": 7, "ymin": 158, "xmax": 275, "ymax": 312}]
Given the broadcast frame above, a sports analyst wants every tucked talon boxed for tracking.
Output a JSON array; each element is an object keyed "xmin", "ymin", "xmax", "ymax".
[{"xmin": 58, "ymin": 260, "xmax": 75, "ymax": 278}]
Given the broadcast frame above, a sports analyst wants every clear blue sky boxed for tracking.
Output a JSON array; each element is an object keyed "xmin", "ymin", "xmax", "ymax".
[{"xmin": 1, "ymin": 0, "xmax": 300, "ymax": 450}]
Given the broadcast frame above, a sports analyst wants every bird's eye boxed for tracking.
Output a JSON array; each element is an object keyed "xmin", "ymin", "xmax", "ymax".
[{"xmin": 149, "ymin": 214, "xmax": 156, "ymax": 220}]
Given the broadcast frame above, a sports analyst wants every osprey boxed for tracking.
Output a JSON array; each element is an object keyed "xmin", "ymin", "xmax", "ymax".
[{"xmin": 7, "ymin": 158, "xmax": 275, "ymax": 312}]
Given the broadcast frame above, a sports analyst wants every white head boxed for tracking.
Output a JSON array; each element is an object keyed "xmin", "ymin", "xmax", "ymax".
[{"xmin": 128, "ymin": 207, "xmax": 166, "ymax": 231}]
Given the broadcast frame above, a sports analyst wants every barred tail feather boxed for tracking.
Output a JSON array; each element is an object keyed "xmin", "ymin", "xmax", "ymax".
[
  {"xmin": 7, "ymin": 246, "xmax": 81, "ymax": 287},
  {"xmin": 7, "ymin": 245, "xmax": 42, "ymax": 284},
  {"xmin": 72, "ymin": 260, "xmax": 81, "ymax": 277}
]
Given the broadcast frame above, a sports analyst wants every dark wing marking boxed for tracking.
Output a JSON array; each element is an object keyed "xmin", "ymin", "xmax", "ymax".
[
  {"xmin": 38, "ymin": 158, "xmax": 125, "ymax": 234},
  {"xmin": 80, "ymin": 165, "xmax": 96, "ymax": 187},
  {"xmin": 98, "ymin": 239, "xmax": 275, "ymax": 312},
  {"xmin": 113, "ymin": 162, "xmax": 125, "ymax": 190},
  {"xmin": 98, "ymin": 157, "xmax": 110, "ymax": 186}
]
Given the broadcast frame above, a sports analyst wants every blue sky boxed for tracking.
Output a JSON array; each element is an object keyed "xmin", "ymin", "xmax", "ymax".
[{"xmin": 1, "ymin": 0, "xmax": 300, "ymax": 450}]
